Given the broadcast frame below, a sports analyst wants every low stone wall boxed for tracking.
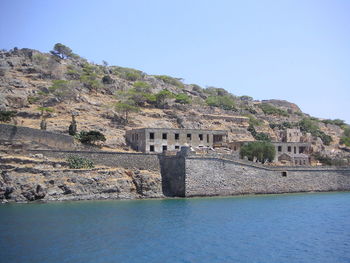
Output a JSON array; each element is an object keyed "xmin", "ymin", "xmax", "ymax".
[
  {"xmin": 28, "ymin": 149, "xmax": 161, "ymax": 171},
  {"xmin": 184, "ymin": 156, "xmax": 350, "ymax": 197},
  {"xmin": 0, "ymin": 124, "xmax": 74, "ymax": 149}
]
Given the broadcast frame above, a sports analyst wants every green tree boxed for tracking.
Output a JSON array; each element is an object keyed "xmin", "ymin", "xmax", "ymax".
[
  {"xmin": 50, "ymin": 43, "xmax": 74, "ymax": 59},
  {"xmin": 37, "ymin": 107, "xmax": 54, "ymax": 130},
  {"xmin": 155, "ymin": 89, "xmax": 174, "ymax": 108},
  {"xmin": 78, "ymin": 130, "xmax": 106, "ymax": 144},
  {"xmin": 0, "ymin": 110, "xmax": 17, "ymax": 123},
  {"xmin": 240, "ymin": 141, "xmax": 276, "ymax": 163},
  {"xmin": 114, "ymin": 101, "xmax": 140, "ymax": 122}
]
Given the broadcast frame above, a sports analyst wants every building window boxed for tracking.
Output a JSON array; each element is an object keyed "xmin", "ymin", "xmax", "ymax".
[
  {"xmin": 149, "ymin": 145, "xmax": 155, "ymax": 152},
  {"xmin": 234, "ymin": 146, "xmax": 237, "ymax": 151},
  {"xmin": 175, "ymin": 133, "xmax": 179, "ymax": 140},
  {"xmin": 288, "ymin": 146, "xmax": 291, "ymax": 152},
  {"xmin": 149, "ymin": 132, "xmax": 154, "ymax": 140},
  {"xmin": 281, "ymin": 171, "xmax": 287, "ymax": 177},
  {"xmin": 199, "ymin": 134, "xmax": 203, "ymax": 141},
  {"xmin": 278, "ymin": 146, "xmax": 282, "ymax": 152},
  {"xmin": 207, "ymin": 134, "xmax": 210, "ymax": 143},
  {"xmin": 162, "ymin": 145, "xmax": 167, "ymax": 151},
  {"xmin": 294, "ymin": 147, "xmax": 297, "ymax": 154},
  {"xmin": 175, "ymin": 146, "xmax": 180, "ymax": 150},
  {"xmin": 162, "ymin": 133, "xmax": 167, "ymax": 140},
  {"xmin": 187, "ymin": 134, "xmax": 192, "ymax": 140}
]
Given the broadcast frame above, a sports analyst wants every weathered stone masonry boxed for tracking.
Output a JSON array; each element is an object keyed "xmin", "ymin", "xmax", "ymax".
[
  {"xmin": 0, "ymin": 124, "xmax": 74, "ymax": 149},
  {"xmin": 161, "ymin": 150, "xmax": 350, "ymax": 197}
]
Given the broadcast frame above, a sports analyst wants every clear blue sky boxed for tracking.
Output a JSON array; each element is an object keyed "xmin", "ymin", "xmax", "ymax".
[{"xmin": 1, "ymin": 0, "xmax": 349, "ymax": 123}]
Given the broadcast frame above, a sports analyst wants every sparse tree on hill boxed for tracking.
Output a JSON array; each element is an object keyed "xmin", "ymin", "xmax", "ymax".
[
  {"xmin": 50, "ymin": 43, "xmax": 74, "ymax": 59},
  {"xmin": 114, "ymin": 101, "xmax": 140, "ymax": 123}
]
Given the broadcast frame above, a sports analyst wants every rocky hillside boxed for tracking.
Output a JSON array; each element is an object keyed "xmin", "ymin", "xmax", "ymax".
[{"xmin": 1, "ymin": 46, "xmax": 349, "ymax": 161}]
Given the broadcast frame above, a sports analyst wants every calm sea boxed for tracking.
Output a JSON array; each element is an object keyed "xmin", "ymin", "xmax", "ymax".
[{"xmin": 0, "ymin": 192, "xmax": 349, "ymax": 263}]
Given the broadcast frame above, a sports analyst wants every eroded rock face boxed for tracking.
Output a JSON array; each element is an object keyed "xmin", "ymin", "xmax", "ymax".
[{"xmin": 0, "ymin": 156, "xmax": 163, "ymax": 203}]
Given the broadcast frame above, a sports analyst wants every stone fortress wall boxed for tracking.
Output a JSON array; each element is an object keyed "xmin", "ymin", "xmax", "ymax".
[{"xmin": 161, "ymin": 149, "xmax": 350, "ymax": 197}]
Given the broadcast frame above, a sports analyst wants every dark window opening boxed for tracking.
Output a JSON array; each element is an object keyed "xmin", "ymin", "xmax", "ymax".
[
  {"xmin": 175, "ymin": 146, "xmax": 180, "ymax": 150},
  {"xmin": 175, "ymin": 133, "xmax": 179, "ymax": 140},
  {"xmin": 294, "ymin": 147, "xmax": 297, "ymax": 154},
  {"xmin": 213, "ymin": 135, "xmax": 223, "ymax": 143},
  {"xmin": 281, "ymin": 171, "xmax": 287, "ymax": 177},
  {"xmin": 187, "ymin": 134, "xmax": 192, "ymax": 140},
  {"xmin": 207, "ymin": 134, "xmax": 210, "ymax": 143},
  {"xmin": 234, "ymin": 146, "xmax": 237, "ymax": 151},
  {"xmin": 288, "ymin": 146, "xmax": 291, "ymax": 152},
  {"xmin": 149, "ymin": 145, "xmax": 155, "ymax": 152},
  {"xmin": 162, "ymin": 133, "xmax": 167, "ymax": 140},
  {"xmin": 299, "ymin": 147, "xmax": 305, "ymax": 153},
  {"xmin": 278, "ymin": 146, "xmax": 282, "ymax": 152},
  {"xmin": 199, "ymin": 134, "xmax": 203, "ymax": 141},
  {"xmin": 162, "ymin": 145, "xmax": 167, "ymax": 151},
  {"xmin": 149, "ymin": 132, "xmax": 154, "ymax": 140}
]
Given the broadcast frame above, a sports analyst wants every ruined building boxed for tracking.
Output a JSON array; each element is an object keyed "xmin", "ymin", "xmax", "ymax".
[
  {"xmin": 126, "ymin": 128, "xmax": 228, "ymax": 153},
  {"xmin": 272, "ymin": 128, "xmax": 311, "ymax": 165}
]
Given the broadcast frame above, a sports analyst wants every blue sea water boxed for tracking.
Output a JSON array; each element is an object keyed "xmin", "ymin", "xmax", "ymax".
[{"xmin": 0, "ymin": 192, "xmax": 349, "ymax": 263}]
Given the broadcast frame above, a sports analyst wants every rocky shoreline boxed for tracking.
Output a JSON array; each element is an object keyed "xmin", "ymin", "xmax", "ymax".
[{"xmin": 0, "ymin": 153, "xmax": 163, "ymax": 203}]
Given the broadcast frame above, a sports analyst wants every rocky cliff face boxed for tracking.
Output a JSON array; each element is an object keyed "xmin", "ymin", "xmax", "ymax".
[{"xmin": 0, "ymin": 153, "xmax": 163, "ymax": 203}]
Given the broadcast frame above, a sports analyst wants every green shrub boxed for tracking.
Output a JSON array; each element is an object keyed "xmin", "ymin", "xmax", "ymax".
[
  {"xmin": 299, "ymin": 118, "xmax": 333, "ymax": 146},
  {"xmin": 313, "ymin": 153, "xmax": 347, "ymax": 166},
  {"xmin": 0, "ymin": 110, "xmax": 17, "ymax": 122},
  {"xmin": 205, "ymin": 95, "xmax": 236, "ymax": 110},
  {"xmin": 239, "ymin": 95, "xmax": 253, "ymax": 101},
  {"xmin": 78, "ymin": 130, "xmax": 106, "ymax": 144},
  {"xmin": 154, "ymin": 75, "xmax": 184, "ymax": 88},
  {"xmin": 112, "ymin": 67, "xmax": 143, "ymax": 81},
  {"xmin": 340, "ymin": 127, "xmax": 350, "ymax": 147},
  {"xmin": 255, "ymin": 133, "xmax": 271, "ymax": 142},
  {"xmin": 204, "ymin": 87, "xmax": 229, "ymax": 96},
  {"xmin": 67, "ymin": 155, "xmax": 94, "ymax": 169},
  {"xmin": 27, "ymin": 95, "xmax": 40, "ymax": 104},
  {"xmin": 322, "ymin": 119, "xmax": 346, "ymax": 127},
  {"xmin": 246, "ymin": 114, "xmax": 263, "ymax": 126},
  {"xmin": 133, "ymin": 81, "xmax": 152, "ymax": 92},
  {"xmin": 269, "ymin": 122, "xmax": 295, "ymax": 130},
  {"xmin": 258, "ymin": 103, "xmax": 289, "ymax": 117},
  {"xmin": 191, "ymin": 84, "xmax": 203, "ymax": 92},
  {"xmin": 240, "ymin": 141, "xmax": 276, "ymax": 163},
  {"xmin": 175, "ymin": 93, "xmax": 191, "ymax": 104}
]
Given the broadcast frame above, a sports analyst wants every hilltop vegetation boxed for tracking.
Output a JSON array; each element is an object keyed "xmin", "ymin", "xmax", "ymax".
[{"xmin": 0, "ymin": 44, "xmax": 349, "ymax": 163}]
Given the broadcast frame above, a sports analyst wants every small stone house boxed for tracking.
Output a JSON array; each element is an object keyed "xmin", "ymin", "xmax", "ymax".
[{"xmin": 126, "ymin": 128, "xmax": 228, "ymax": 153}]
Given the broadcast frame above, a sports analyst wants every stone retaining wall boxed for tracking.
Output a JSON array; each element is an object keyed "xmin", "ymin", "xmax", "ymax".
[
  {"xmin": 0, "ymin": 124, "xmax": 74, "ymax": 149},
  {"xmin": 28, "ymin": 149, "xmax": 161, "ymax": 171}
]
